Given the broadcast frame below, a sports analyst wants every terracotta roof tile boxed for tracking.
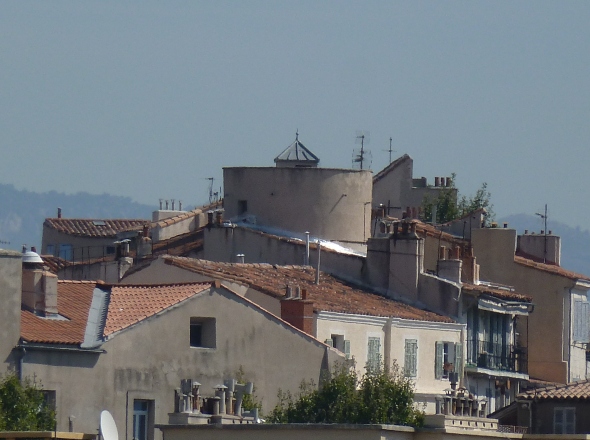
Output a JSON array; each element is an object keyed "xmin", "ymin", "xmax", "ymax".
[
  {"xmin": 104, "ymin": 282, "xmax": 211, "ymax": 335},
  {"xmin": 164, "ymin": 257, "xmax": 454, "ymax": 323},
  {"xmin": 461, "ymin": 283, "xmax": 532, "ymax": 303},
  {"xmin": 153, "ymin": 201, "xmax": 222, "ymax": 228},
  {"xmin": 519, "ymin": 380, "xmax": 590, "ymax": 400},
  {"xmin": 20, "ymin": 281, "xmax": 97, "ymax": 345},
  {"xmin": 514, "ymin": 256, "xmax": 590, "ymax": 282},
  {"xmin": 44, "ymin": 218, "xmax": 147, "ymax": 238}
]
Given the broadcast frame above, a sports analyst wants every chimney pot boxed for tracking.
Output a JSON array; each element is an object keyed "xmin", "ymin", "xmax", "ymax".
[
  {"xmin": 541, "ymin": 230, "xmax": 544, "ymax": 235},
  {"xmin": 548, "ymin": 230, "xmax": 552, "ymax": 235},
  {"xmin": 435, "ymin": 177, "xmax": 440, "ymax": 187},
  {"xmin": 165, "ymin": 200, "xmax": 169, "ymax": 210},
  {"xmin": 503, "ymin": 223, "xmax": 508, "ymax": 228},
  {"xmin": 57, "ymin": 207, "xmax": 62, "ymax": 219},
  {"xmin": 171, "ymin": 199, "xmax": 175, "ymax": 210},
  {"xmin": 524, "ymin": 229, "xmax": 528, "ymax": 234},
  {"xmin": 301, "ymin": 288, "xmax": 307, "ymax": 300}
]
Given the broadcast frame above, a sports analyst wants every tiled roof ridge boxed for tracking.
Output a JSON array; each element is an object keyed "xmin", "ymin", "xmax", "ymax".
[
  {"xmin": 514, "ymin": 256, "xmax": 590, "ymax": 282},
  {"xmin": 57, "ymin": 279, "xmax": 99, "ymax": 284},
  {"xmin": 152, "ymin": 200, "xmax": 223, "ymax": 228},
  {"xmin": 372, "ymin": 154, "xmax": 411, "ymax": 183},
  {"xmin": 46, "ymin": 217, "xmax": 148, "ymax": 222},
  {"xmin": 111, "ymin": 280, "xmax": 213, "ymax": 289}
]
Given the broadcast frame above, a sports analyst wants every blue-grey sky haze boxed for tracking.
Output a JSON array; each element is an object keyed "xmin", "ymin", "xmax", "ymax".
[{"xmin": 2, "ymin": 1, "xmax": 589, "ymax": 230}]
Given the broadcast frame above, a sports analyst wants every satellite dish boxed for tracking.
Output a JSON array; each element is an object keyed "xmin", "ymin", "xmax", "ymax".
[{"xmin": 100, "ymin": 410, "xmax": 119, "ymax": 440}]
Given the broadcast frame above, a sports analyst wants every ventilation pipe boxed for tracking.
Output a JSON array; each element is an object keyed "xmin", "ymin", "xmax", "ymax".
[
  {"xmin": 304, "ymin": 231, "xmax": 310, "ymax": 266},
  {"xmin": 57, "ymin": 207, "xmax": 62, "ymax": 219},
  {"xmin": 236, "ymin": 254, "xmax": 245, "ymax": 264},
  {"xmin": 315, "ymin": 242, "xmax": 321, "ymax": 285}
]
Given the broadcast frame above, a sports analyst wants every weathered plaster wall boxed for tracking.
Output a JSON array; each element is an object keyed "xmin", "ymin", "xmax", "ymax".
[{"xmin": 0, "ymin": 250, "xmax": 23, "ymax": 374}]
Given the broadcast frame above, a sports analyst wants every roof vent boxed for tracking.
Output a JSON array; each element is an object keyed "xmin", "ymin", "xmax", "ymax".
[{"xmin": 22, "ymin": 246, "xmax": 43, "ymax": 264}]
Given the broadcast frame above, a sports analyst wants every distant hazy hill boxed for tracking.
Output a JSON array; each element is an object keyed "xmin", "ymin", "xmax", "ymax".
[
  {"xmin": 500, "ymin": 214, "xmax": 590, "ymax": 276},
  {"xmin": 0, "ymin": 183, "xmax": 155, "ymax": 252}
]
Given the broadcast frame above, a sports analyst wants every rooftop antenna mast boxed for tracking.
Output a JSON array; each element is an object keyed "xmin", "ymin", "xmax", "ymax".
[
  {"xmin": 382, "ymin": 136, "xmax": 396, "ymax": 164},
  {"xmin": 206, "ymin": 177, "xmax": 215, "ymax": 204},
  {"xmin": 535, "ymin": 204, "xmax": 548, "ymax": 263},
  {"xmin": 352, "ymin": 130, "xmax": 372, "ymax": 170}
]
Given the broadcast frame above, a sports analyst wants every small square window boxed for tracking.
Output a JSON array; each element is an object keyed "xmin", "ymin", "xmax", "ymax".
[
  {"xmin": 106, "ymin": 246, "xmax": 116, "ymax": 255},
  {"xmin": 238, "ymin": 200, "xmax": 248, "ymax": 215},
  {"xmin": 190, "ymin": 317, "xmax": 216, "ymax": 348}
]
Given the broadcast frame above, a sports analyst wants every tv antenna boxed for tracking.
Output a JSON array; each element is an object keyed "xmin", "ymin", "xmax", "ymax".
[
  {"xmin": 352, "ymin": 130, "xmax": 372, "ymax": 170},
  {"xmin": 382, "ymin": 137, "xmax": 396, "ymax": 164},
  {"xmin": 204, "ymin": 177, "xmax": 218, "ymax": 204},
  {"xmin": 99, "ymin": 410, "xmax": 119, "ymax": 440},
  {"xmin": 535, "ymin": 204, "xmax": 548, "ymax": 263}
]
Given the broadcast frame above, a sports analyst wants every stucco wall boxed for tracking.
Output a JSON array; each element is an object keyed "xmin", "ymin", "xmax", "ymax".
[
  {"xmin": 471, "ymin": 228, "xmax": 574, "ymax": 383},
  {"xmin": 42, "ymin": 227, "xmax": 124, "ymax": 261},
  {"xmin": 0, "ymin": 250, "xmax": 23, "ymax": 374},
  {"xmin": 203, "ymin": 226, "xmax": 365, "ymax": 283},
  {"xmin": 21, "ymin": 286, "xmax": 341, "ymax": 440},
  {"xmin": 223, "ymin": 167, "xmax": 372, "ymax": 243}
]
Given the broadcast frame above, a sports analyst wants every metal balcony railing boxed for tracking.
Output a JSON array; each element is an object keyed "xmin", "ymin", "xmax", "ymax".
[{"xmin": 466, "ymin": 339, "xmax": 528, "ymax": 374}]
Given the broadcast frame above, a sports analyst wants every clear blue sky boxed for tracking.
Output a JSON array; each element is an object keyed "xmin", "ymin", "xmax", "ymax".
[{"xmin": 2, "ymin": 1, "xmax": 589, "ymax": 229}]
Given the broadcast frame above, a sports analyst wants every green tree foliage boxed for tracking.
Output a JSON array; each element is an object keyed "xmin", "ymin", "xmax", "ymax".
[
  {"xmin": 0, "ymin": 375, "xmax": 56, "ymax": 431},
  {"xmin": 422, "ymin": 173, "xmax": 495, "ymax": 226},
  {"xmin": 267, "ymin": 362, "xmax": 424, "ymax": 426}
]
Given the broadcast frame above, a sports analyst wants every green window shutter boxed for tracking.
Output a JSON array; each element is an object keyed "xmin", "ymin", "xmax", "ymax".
[
  {"xmin": 325, "ymin": 338, "xmax": 334, "ymax": 347},
  {"xmin": 404, "ymin": 339, "xmax": 418, "ymax": 377},
  {"xmin": 344, "ymin": 340, "xmax": 351, "ymax": 360},
  {"xmin": 454, "ymin": 342, "xmax": 464, "ymax": 381},
  {"xmin": 368, "ymin": 337, "xmax": 381, "ymax": 372},
  {"xmin": 435, "ymin": 341, "xmax": 444, "ymax": 379}
]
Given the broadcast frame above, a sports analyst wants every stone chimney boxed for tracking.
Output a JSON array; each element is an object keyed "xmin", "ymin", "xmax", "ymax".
[
  {"xmin": 136, "ymin": 224, "xmax": 152, "ymax": 260},
  {"xmin": 517, "ymin": 231, "xmax": 561, "ymax": 265},
  {"xmin": 437, "ymin": 245, "xmax": 463, "ymax": 283},
  {"xmin": 280, "ymin": 288, "xmax": 314, "ymax": 335},
  {"xmin": 22, "ymin": 266, "xmax": 58, "ymax": 317},
  {"xmin": 388, "ymin": 220, "xmax": 423, "ymax": 301}
]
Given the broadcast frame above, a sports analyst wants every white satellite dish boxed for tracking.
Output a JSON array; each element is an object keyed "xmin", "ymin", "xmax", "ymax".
[{"xmin": 100, "ymin": 410, "xmax": 119, "ymax": 440}]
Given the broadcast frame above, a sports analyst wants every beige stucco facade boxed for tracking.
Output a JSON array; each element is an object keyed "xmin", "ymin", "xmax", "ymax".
[
  {"xmin": 471, "ymin": 228, "xmax": 590, "ymax": 384},
  {"xmin": 20, "ymin": 285, "xmax": 342, "ymax": 440},
  {"xmin": 316, "ymin": 311, "xmax": 464, "ymax": 412},
  {"xmin": 223, "ymin": 167, "xmax": 373, "ymax": 244}
]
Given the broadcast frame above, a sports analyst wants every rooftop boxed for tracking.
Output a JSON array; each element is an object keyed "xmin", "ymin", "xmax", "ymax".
[
  {"xmin": 462, "ymin": 283, "xmax": 532, "ymax": 303},
  {"xmin": 372, "ymin": 154, "xmax": 410, "ymax": 184},
  {"xmin": 43, "ymin": 218, "xmax": 147, "ymax": 238},
  {"xmin": 518, "ymin": 380, "xmax": 590, "ymax": 400},
  {"xmin": 164, "ymin": 256, "xmax": 455, "ymax": 323},
  {"xmin": 514, "ymin": 256, "xmax": 590, "ymax": 283},
  {"xmin": 274, "ymin": 133, "xmax": 320, "ymax": 166}
]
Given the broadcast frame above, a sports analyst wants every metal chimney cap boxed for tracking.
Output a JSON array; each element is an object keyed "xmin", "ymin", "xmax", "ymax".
[{"xmin": 22, "ymin": 251, "xmax": 43, "ymax": 264}]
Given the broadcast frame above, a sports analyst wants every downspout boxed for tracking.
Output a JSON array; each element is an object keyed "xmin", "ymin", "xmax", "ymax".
[{"xmin": 18, "ymin": 346, "xmax": 26, "ymax": 381}]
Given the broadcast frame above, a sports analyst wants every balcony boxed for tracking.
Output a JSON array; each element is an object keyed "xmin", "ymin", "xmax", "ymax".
[{"xmin": 466, "ymin": 339, "xmax": 527, "ymax": 375}]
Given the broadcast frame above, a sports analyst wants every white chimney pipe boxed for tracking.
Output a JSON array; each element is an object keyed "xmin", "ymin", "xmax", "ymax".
[
  {"xmin": 305, "ymin": 231, "xmax": 310, "ymax": 265},
  {"xmin": 315, "ymin": 242, "xmax": 321, "ymax": 285}
]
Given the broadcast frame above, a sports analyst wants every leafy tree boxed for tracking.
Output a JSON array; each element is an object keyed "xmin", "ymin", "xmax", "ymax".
[
  {"xmin": 422, "ymin": 173, "xmax": 495, "ymax": 226},
  {"xmin": 267, "ymin": 362, "xmax": 424, "ymax": 426},
  {"xmin": 0, "ymin": 375, "xmax": 56, "ymax": 431}
]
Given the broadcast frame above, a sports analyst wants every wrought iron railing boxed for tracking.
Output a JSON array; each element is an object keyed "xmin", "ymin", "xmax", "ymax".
[{"xmin": 466, "ymin": 339, "xmax": 528, "ymax": 374}]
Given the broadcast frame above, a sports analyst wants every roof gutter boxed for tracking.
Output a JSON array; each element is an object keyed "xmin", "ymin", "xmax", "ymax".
[{"xmin": 18, "ymin": 342, "xmax": 105, "ymax": 354}]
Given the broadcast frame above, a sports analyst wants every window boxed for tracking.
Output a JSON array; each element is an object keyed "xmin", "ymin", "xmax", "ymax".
[
  {"xmin": 133, "ymin": 399, "xmax": 154, "ymax": 440},
  {"xmin": 367, "ymin": 337, "xmax": 381, "ymax": 372},
  {"xmin": 58, "ymin": 244, "xmax": 73, "ymax": 261},
  {"xmin": 328, "ymin": 334, "xmax": 351, "ymax": 359},
  {"xmin": 46, "ymin": 244, "xmax": 55, "ymax": 256},
  {"xmin": 404, "ymin": 339, "xmax": 418, "ymax": 377},
  {"xmin": 238, "ymin": 200, "xmax": 248, "ymax": 215},
  {"xmin": 554, "ymin": 407, "xmax": 575, "ymax": 434},
  {"xmin": 106, "ymin": 246, "xmax": 116, "ymax": 255},
  {"xmin": 190, "ymin": 317, "xmax": 216, "ymax": 348},
  {"xmin": 435, "ymin": 341, "xmax": 463, "ymax": 380},
  {"xmin": 573, "ymin": 300, "xmax": 590, "ymax": 343}
]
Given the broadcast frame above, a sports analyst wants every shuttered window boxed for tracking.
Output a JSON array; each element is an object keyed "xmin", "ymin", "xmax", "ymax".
[
  {"xmin": 367, "ymin": 337, "xmax": 381, "ymax": 372},
  {"xmin": 554, "ymin": 407, "xmax": 576, "ymax": 434},
  {"xmin": 454, "ymin": 342, "xmax": 464, "ymax": 381},
  {"xmin": 404, "ymin": 339, "xmax": 418, "ymax": 377},
  {"xmin": 573, "ymin": 301, "xmax": 590, "ymax": 343},
  {"xmin": 435, "ymin": 341, "xmax": 444, "ymax": 379},
  {"xmin": 344, "ymin": 340, "xmax": 351, "ymax": 360}
]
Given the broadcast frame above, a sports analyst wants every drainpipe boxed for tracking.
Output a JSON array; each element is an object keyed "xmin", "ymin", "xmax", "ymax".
[
  {"xmin": 315, "ymin": 242, "xmax": 321, "ymax": 285},
  {"xmin": 304, "ymin": 232, "xmax": 310, "ymax": 266},
  {"xmin": 18, "ymin": 346, "xmax": 26, "ymax": 381}
]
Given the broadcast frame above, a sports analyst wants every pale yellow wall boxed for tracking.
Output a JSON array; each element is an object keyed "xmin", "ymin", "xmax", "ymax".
[
  {"xmin": 223, "ymin": 167, "xmax": 373, "ymax": 244},
  {"xmin": 42, "ymin": 226, "xmax": 123, "ymax": 260},
  {"xmin": 471, "ymin": 228, "xmax": 578, "ymax": 383},
  {"xmin": 22, "ymin": 286, "xmax": 341, "ymax": 440}
]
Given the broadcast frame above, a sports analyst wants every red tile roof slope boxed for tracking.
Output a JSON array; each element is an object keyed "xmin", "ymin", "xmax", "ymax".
[
  {"xmin": 104, "ymin": 282, "xmax": 211, "ymax": 335},
  {"xmin": 514, "ymin": 256, "xmax": 590, "ymax": 282},
  {"xmin": 153, "ymin": 201, "xmax": 222, "ymax": 228},
  {"xmin": 164, "ymin": 257, "xmax": 454, "ymax": 323},
  {"xmin": 21, "ymin": 281, "xmax": 97, "ymax": 344},
  {"xmin": 462, "ymin": 283, "xmax": 532, "ymax": 303},
  {"xmin": 44, "ymin": 218, "xmax": 147, "ymax": 238},
  {"xmin": 519, "ymin": 380, "xmax": 590, "ymax": 400}
]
